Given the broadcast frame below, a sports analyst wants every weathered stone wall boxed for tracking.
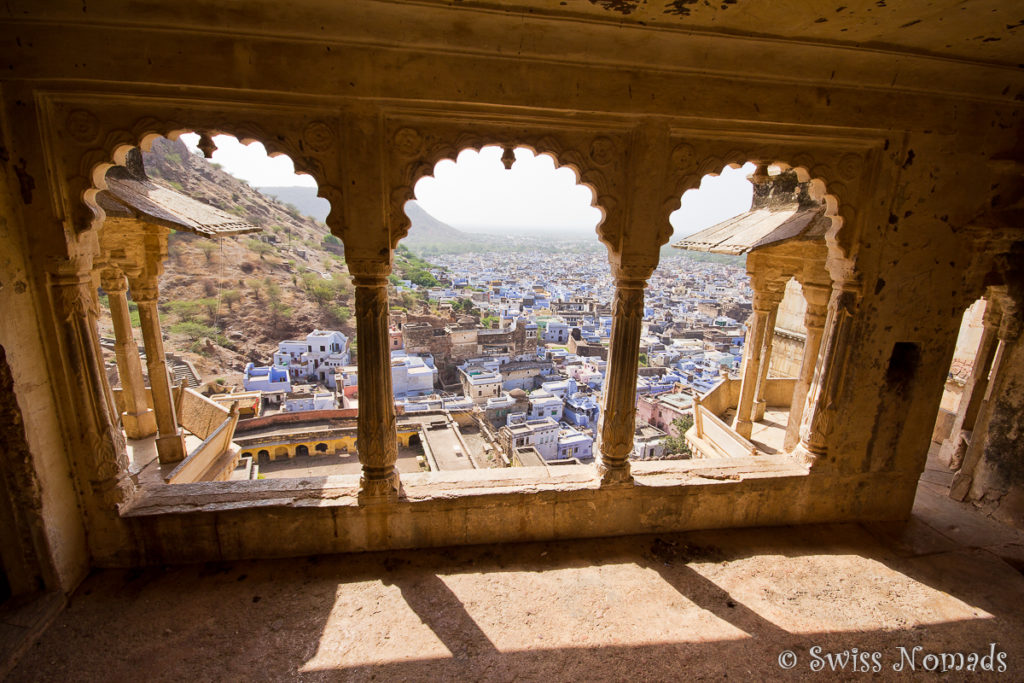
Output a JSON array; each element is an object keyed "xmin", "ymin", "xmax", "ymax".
[
  {"xmin": 0, "ymin": 0, "xmax": 1022, "ymax": 570},
  {"xmin": 0, "ymin": 117, "xmax": 92, "ymax": 593},
  {"xmin": 769, "ymin": 331, "xmax": 804, "ymax": 379}
]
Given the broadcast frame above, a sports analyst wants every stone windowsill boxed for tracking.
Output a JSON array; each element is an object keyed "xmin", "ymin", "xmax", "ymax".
[{"xmin": 119, "ymin": 455, "xmax": 810, "ymax": 517}]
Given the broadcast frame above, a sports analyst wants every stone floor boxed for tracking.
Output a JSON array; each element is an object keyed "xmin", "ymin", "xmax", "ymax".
[
  {"xmin": 719, "ymin": 407, "xmax": 790, "ymax": 455},
  {"xmin": 7, "ymin": 477, "xmax": 1024, "ymax": 681}
]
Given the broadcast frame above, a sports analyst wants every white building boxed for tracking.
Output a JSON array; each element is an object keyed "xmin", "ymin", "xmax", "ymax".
[
  {"xmin": 542, "ymin": 320, "xmax": 570, "ymax": 343},
  {"xmin": 272, "ymin": 329, "xmax": 350, "ymax": 388},
  {"xmin": 527, "ymin": 390, "xmax": 563, "ymax": 421},
  {"xmin": 391, "ymin": 352, "xmax": 437, "ymax": 398},
  {"xmin": 504, "ymin": 415, "xmax": 560, "ymax": 460},
  {"xmin": 243, "ymin": 363, "xmax": 291, "ymax": 397},
  {"xmin": 459, "ymin": 364, "xmax": 504, "ymax": 404},
  {"xmin": 282, "ymin": 386, "xmax": 335, "ymax": 412}
]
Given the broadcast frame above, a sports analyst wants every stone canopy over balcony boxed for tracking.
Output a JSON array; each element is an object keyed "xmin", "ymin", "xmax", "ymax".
[{"xmin": 675, "ymin": 168, "xmax": 834, "ymax": 465}]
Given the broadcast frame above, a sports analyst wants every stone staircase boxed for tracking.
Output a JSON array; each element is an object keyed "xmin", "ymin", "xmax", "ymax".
[
  {"xmin": 170, "ymin": 357, "xmax": 201, "ymax": 388},
  {"xmin": 98, "ymin": 337, "xmax": 200, "ymax": 388}
]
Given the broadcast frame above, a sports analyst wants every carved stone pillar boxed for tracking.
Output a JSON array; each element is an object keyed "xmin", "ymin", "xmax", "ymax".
[
  {"xmin": 752, "ymin": 303, "xmax": 780, "ymax": 422},
  {"xmin": 350, "ymin": 257, "xmax": 400, "ymax": 500},
  {"xmin": 49, "ymin": 258, "xmax": 135, "ymax": 508},
  {"xmin": 795, "ymin": 283, "xmax": 860, "ymax": 464},
  {"xmin": 783, "ymin": 282, "xmax": 831, "ymax": 451},
  {"xmin": 126, "ymin": 234, "xmax": 185, "ymax": 464},
  {"xmin": 733, "ymin": 282, "xmax": 782, "ymax": 440},
  {"xmin": 597, "ymin": 263, "xmax": 652, "ymax": 485},
  {"xmin": 949, "ymin": 304, "xmax": 1019, "ymax": 501},
  {"xmin": 100, "ymin": 267, "xmax": 157, "ymax": 440},
  {"xmin": 943, "ymin": 299, "xmax": 1002, "ymax": 470}
]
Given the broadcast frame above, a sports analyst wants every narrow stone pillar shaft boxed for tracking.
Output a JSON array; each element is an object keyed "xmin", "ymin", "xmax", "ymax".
[
  {"xmin": 693, "ymin": 394, "xmax": 704, "ymax": 439},
  {"xmin": 943, "ymin": 303, "xmax": 1001, "ymax": 470},
  {"xmin": 101, "ymin": 269, "xmax": 157, "ymax": 439},
  {"xmin": 598, "ymin": 268, "xmax": 649, "ymax": 485},
  {"xmin": 752, "ymin": 304, "xmax": 780, "ymax": 421},
  {"xmin": 350, "ymin": 258, "xmax": 400, "ymax": 499},
  {"xmin": 961, "ymin": 306, "xmax": 1001, "ymax": 427},
  {"xmin": 733, "ymin": 284, "xmax": 780, "ymax": 440},
  {"xmin": 797, "ymin": 284, "xmax": 860, "ymax": 463},
  {"xmin": 949, "ymin": 304, "xmax": 1018, "ymax": 500},
  {"xmin": 129, "ymin": 276, "xmax": 185, "ymax": 464},
  {"xmin": 733, "ymin": 309, "xmax": 767, "ymax": 439},
  {"xmin": 783, "ymin": 283, "xmax": 831, "ymax": 451}
]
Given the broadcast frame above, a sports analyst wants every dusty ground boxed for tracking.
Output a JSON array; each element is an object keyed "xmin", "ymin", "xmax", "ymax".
[{"xmin": 9, "ymin": 484, "xmax": 1024, "ymax": 681}]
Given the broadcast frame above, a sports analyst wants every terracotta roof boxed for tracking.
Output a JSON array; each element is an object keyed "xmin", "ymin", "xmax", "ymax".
[
  {"xmin": 672, "ymin": 171, "xmax": 828, "ymax": 255},
  {"xmin": 98, "ymin": 161, "xmax": 260, "ymax": 238}
]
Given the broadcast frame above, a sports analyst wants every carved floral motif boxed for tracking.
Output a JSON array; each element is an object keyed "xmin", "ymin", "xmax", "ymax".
[
  {"xmin": 303, "ymin": 121, "xmax": 335, "ymax": 152},
  {"xmin": 66, "ymin": 109, "xmax": 100, "ymax": 144}
]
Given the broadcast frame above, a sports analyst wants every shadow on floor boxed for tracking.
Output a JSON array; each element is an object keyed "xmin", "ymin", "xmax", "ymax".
[{"xmin": 8, "ymin": 486, "xmax": 1024, "ymax": 681}]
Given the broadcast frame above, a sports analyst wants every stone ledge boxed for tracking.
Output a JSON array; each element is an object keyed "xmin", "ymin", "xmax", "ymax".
[
  {"xmin": 121, "ymin": 456, "xmax": 808, "ymax": 516},
  {"xmin": 112, "ymin": 458, "xmax": 931, "ymax": 568}
]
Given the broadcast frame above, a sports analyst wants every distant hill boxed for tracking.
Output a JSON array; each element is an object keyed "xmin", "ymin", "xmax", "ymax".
[
  {"xmin": 257, "ymin": 186, "xmax": 330, "ymax": 222},
  {"xmin": 402, "ymin": 201, "xmax": 481, "ymax": 245},
  {"xmin": 94, "ymin": 137, "xmax": 362, "ymax": 385}
]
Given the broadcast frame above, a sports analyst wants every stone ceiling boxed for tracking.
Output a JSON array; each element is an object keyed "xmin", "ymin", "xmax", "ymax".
[
  {"xmin": 429, "ymin": 0, "xmax": 1024, "ymax": 67},
  {"xmin": 10, "ymin": 0, "xmax": 1024, "ymax": 69}
]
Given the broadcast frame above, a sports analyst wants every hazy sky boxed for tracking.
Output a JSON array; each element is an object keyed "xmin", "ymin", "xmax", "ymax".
[
  {"xmin": 179, "ymin": 133, "xmax": 318, "ymax": 188},
  {"xmin": 180, "ymin": 134, "xmax": 754, "ymax": 238}
]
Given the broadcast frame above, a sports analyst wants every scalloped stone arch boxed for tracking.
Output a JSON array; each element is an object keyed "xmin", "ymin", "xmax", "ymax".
[
  {"xmin": 384, "ymin": 125, "xmax": 627, "ymax": 256},
  {"xmin": 73, "ymin": 117, "xmax": 341, "ymax": 237},
  {"xmin": 395, "ymin": 142, "xmax": 609, "ymax": 251},
  {"xmin": 665, "ymin": 146, "xmax": 859, "ymax": 282}
]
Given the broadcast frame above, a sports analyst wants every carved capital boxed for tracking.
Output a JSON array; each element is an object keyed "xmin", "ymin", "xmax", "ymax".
[
  {"xmin": 99, "ymin": 268, "xmax": 128, "ymax": 294},
  {"xmin": 347, "ymin": 256, "xmax": 392, "ymax": 285},
  {"xmin": 610, "ymin": 258, "xmax": 655, "ymax": 287},
  {"xmin": 751, "ymin": 283, "xmax": 785, "ymax": 313},
  {"xmin": 127, "ymin": 274, "xmax": 160, "ymax": 305},
  {"xmin": 49, "ymin": 259, "xmax": 99, "ymax": 321},
  {"xmin": 802, "ymin": 282, "xmax": 832, "ymax": 330},
  {"xmin": 611, "ymin": 286, "xmax": 645, "ymax": 323}
]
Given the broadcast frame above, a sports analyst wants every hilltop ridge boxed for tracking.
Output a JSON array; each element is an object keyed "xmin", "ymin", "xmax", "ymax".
[{"xmin": 98, "ymin": 137, "xmax": 357, "ymax": 385}]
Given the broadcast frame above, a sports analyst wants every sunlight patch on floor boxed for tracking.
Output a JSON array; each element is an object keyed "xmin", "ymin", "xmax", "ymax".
[{"xmin": 689, "ymin": 553, "xmax": 993, "ymax": 634}]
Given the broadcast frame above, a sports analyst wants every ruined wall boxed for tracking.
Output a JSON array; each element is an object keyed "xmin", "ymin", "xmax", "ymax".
[{"xmin": 403, "ymin": 323, "xmax": 453, "ymax": 359}]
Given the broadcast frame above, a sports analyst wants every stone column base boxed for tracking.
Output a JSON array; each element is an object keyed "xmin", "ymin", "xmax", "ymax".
[
  {"xmin": 122, "ymin": 408, "xmax": 158, "ymax": 440},
  {"xmin": 156, "ymin": 431, "xmax": 187, "ymax": 464},
  {"xmin": 358, "ymin": 467, "xmax": 401, "ymax": 502},
  {"xmin": 793, "ymin": 441, "xmax": 823, "ymax": 467},
  {"xmin": 596, "ymin": 460, "xmax": 633, "ymax": 486},
  {"xmin": 753, "ymin": 400, "xmax": 767, "ymax": 422},
  {"xmin": 733, "ymin": 418, "xmax": 753, "ymax": 440}
]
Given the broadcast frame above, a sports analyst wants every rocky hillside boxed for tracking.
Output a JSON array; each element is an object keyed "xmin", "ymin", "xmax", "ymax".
[{"xmin": 98, "ymin": 137, "xmax": 358, "ymax": 386}]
